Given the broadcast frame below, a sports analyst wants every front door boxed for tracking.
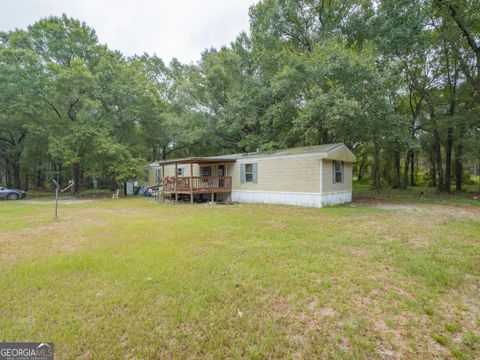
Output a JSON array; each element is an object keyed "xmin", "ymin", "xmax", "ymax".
[
  {"xmin": 218, "ymin": 164, "xmax": 226, "ymax": 188},
  {"xmin": 200, "ymin": 166, "xmax": 212, "ymax": 188}
]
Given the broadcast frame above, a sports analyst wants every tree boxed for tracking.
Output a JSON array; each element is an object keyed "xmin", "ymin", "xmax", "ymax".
[
  {"xmin": 0, "ymin": 40, "xmax": 44, "ymax": 188},
  {"xmin": 1, "ymin": 6, "xmax": 479, "ymax": 194}
]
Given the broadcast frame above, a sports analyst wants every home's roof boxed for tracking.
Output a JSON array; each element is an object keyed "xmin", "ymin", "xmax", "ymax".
[
  {"xmin": 149, "ymin": 144, "xmax": 354, "ymax": 166},
  {"xmin": 157, "ymin": 157, "xmax": 238, "ymax": 166},
  {"xmin": 205, "ymin": 153, "xmax": 245, "ymax": 160},
  {"xmin": 245, "ymin": 144, "xmax": 344, "ymax": 157}
]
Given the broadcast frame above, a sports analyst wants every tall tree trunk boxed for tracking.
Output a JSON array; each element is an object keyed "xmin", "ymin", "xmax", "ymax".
[
  {"xmin": 72, "ymin": 163, "xmax": 81, "ymax": 193},
  {"xmin": 372, "ymin": 138, "xmax": 381, "ymax": 191},
  {"xmin": 58, "ymin": 163, "xmax": 64, "ymax": 185},
  {"xmin": 402, "ymin": 149, "xmax": 411, "ymax": 190},
  {"xmin": 443, "ymin": 41, "xmax": 457, "ymax": 193},
  {"xmin": 428, "ymin": 97, "xmax": 444, "ymax": 192},
  {"xmin": 13, "ymin": 160, "xmax": 21, "ymax": 189},
  {"xmin": 455, "ymin": 125, "xmax": 465, "ymax": 191},
  {"xmin": 445, "ymin": 127, "xmax": 453, "ymax": 192},
  {"xmin": 51, "ymin": 160, "xmax": 58, "ymax": 182},
  {"xmin": 357, "ymin": 157, "xmax": 366, "ymax": 181},
  {"xmin": 393, "ymin": 152, "xmax": 401, "ymax": 189},
  {"xmin": 6, "ymin": 165, "xmax": 12, "ymax": 188},
  {"xmin": 80, "ymin": 168, "xmax": 85, "ymax": 191},
  {"xmin": 410, "ymin": 152, "xmax": 415, "ymax": 186},
  {"xmin": 430, "ymin": 149, "xmax": 437, "ymax": 187},
  {"xmin": 434, "ymin": 129, "xmax": 444, "ymax": 192},
  {"xmin": 454, "ymin": 149, "xmax": 463, "ymax": 192},
  {"xmin": 110, "ymin": 178, "xmax": 117, "ymax": 191},
  {"xmin": 24, "ymin": 171, "xmax": 29, "ymax": 191},
  {"xmin": 151, "ymin": 144, "xmax": 159, "ymax": 162},
  {"xmin": 35, "ymin": 161, "xmax": 43, "ymax": 190}
]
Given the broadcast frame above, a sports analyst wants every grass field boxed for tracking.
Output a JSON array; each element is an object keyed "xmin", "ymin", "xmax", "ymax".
[{"xmin": 0, "ymin": 197, "xmax": 479, "ymax": 359}]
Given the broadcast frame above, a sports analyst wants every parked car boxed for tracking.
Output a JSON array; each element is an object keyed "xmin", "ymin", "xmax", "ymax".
[{"xmin": 0, "ymin": 187, "xmax": 27, "ymax": 200}]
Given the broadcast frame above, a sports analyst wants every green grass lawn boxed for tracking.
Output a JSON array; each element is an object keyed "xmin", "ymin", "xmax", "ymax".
[{"xmin": 0, "ymin": 198, "xmax": 479, "ymax": 359}]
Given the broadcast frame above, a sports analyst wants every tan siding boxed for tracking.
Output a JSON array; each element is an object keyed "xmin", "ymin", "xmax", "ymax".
[
  {"xmin": 322, "ymin": 160, "xmax": 352, "ymax": 194},
  {"xmin": 227, "ymin": 163, "xmax": 236, "ymax": 180},
  {"xmin": 162, "ymin": 164, "xmax": 197, "ymax": 177},
  {"xmin": 141, "ymin": 164, "xmax": 190, "ymax": 186},
  {"xmin": 232, "ymin": 156, "xmax": 321, "ymax": 193},
  {"xmin": 142, "ymin": 167, "xmax": 160, "ymax": 187},
  {"xmin": 163, "ymin": 165, "xmax": 175, "ymax": 177}
]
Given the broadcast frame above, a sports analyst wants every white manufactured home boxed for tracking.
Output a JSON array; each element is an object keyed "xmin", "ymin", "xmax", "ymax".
[{"xmin": 142, "ymin": 143, "xmax": 356, "ymax": 208}]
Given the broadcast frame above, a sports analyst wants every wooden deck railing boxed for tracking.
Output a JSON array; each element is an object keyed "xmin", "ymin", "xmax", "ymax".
[{"xmin": 162, "ymin": 176, "xmax": 232, "ymax": 193}]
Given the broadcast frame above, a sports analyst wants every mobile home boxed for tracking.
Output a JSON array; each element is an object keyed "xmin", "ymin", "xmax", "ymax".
[{"xmin": 142, "ymin": 143, "xmax": 355, "ymax": 208}]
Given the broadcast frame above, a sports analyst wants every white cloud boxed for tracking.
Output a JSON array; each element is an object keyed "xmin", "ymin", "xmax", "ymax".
[{"xmin": 0, "ymin": 0, "xmax": 258, "ymax": 63}]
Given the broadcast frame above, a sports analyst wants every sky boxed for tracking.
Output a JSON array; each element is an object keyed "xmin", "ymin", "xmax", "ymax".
[{"xmin": 0, "ymin": 0, "xmax": 258, "ymax": 64}]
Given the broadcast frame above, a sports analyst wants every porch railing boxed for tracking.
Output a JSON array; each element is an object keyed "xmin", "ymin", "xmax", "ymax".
[{"xmin": 162, "ymin": 176, "xmax": 232, "ymax": 192}]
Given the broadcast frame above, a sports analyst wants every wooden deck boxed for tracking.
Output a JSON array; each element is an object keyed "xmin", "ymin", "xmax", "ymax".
[{"xmin": 161, "ymin": 176, "xmax": 232, "ymax": 203}]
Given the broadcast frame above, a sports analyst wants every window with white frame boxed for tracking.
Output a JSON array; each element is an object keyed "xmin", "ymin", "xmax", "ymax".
[
  {"xmin": 333, "ymin": 160, "xmax": 344, "ymax": 183},
  {"xmin": 144, "ymin": 169, "xmax": 149, "ymax": 183},
  {"xmin": 177, "ymin": 167, "xmax": 184, "ymax": 176},
  {"xmin": 241, "ymin": 163, "xmax": 257, "ymax": 183},
  {"xmin": 155, "ymin": 169, "xmax": 162, "ymax": 182}
]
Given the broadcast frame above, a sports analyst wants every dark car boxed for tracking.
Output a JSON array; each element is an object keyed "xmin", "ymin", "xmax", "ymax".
[{"xmin": 0, "ymin": 187, "xmax": 27, "ymax": 200}]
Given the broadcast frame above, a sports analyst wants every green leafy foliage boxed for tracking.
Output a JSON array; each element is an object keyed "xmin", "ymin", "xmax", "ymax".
[{"xmin": 1, "ymin": 1, "xmax": 479, "ymax": 192}]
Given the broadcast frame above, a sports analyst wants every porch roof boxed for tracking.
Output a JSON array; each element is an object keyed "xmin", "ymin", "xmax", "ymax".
[{"xmin": 158, "ymin": 157, "xmax": 237, "ymax": 166}]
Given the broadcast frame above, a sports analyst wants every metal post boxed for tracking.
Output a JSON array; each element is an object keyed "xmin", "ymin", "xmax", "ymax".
[
  {"xmin": 190, "ymin": 163, "xmax": 194, "ymax": 204},
  {"xmin": 174, "ymin": 163, "xmax": 178, "ymax": 203},
  {"xmin": 162, "ymin": 164, "xmax": 165, "ymax": 204},
  {"xmin": 52, "ymin": 180, "xmax": 74, "ymax": 219}
]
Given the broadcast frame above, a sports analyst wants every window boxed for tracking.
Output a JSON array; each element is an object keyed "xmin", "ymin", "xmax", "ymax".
[
  {"xmin": 155, "ymin": 169, "xmax": 162, "ymax": 182},
  {"xmin": 200, "ymin": 166, "xmax": 211, "ymax": 177},
  {"xmin": 241, "ymin": 163, "xmax": 257, "ymax": 183},
  {"xmin": 333, "ymin": 160, "xmax": 344, "ymax": 183},
  {"xmin": 177, "ymin": 167, "xmax": 184, "ymax": 176},
  {"xmin": 144, "ymin": 169, "xmax": 149, "ymax": 183},
  {"xmin": 245, "ymin": 164, "xmax": 254, "ymax": 182}
]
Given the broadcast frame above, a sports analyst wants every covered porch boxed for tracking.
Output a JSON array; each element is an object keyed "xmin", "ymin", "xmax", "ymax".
[{"xmin": 159, "ymin": 157, "xmax": 235, "ymax": 204}]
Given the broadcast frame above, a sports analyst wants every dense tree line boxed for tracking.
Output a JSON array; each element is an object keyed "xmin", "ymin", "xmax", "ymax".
[{"xmin": 1, "ymin": 0, "xmax": 479, "ymax": 193}]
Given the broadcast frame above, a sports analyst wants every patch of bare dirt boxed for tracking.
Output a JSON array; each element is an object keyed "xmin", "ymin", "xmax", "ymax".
[
  {"xmin": 263, "ymin": 266, "xmax": 468, "ymax": 359},
  {"xmin": 353, "ymin": 197, "xmax": 480, "ymax": 221},
  {"xmin": 438, "ymin": 283, "xmax": 480, "ymax": 349},
  {"xmin": 349, "ymin": 289, "xmax": 451, "ymax": 359},
  {"xmin": 346, "ymin": 246, "xmax": 369, "ymax": 257},
  {"xmin": 24, "ymin": 198, "xmax": 94, "ymax": 205},
  {"xmin": 0, "ymin": 209, "xmax": 110, "ymax": 261}
]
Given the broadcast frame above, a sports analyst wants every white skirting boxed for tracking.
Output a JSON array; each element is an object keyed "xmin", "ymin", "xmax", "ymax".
[
  {"xmin": 231, "ymin": 190, "xmax": 352, "ymax": 208},
  {"xmin": 321, "ymin": 191, "xmax": 352, "ymax": 206}
]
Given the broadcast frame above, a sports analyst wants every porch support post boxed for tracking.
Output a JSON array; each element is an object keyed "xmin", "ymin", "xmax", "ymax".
[
  {"xmin": 174, "ymin": 162, "xmax": 178, "ymax": 203},
  {"xmin": 190, "ymin": 162, "xmax": 194, "ymax": 204},
  {"xmin": 161, "ymin": 164, "xmax": 165, "ymax": 203}
]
